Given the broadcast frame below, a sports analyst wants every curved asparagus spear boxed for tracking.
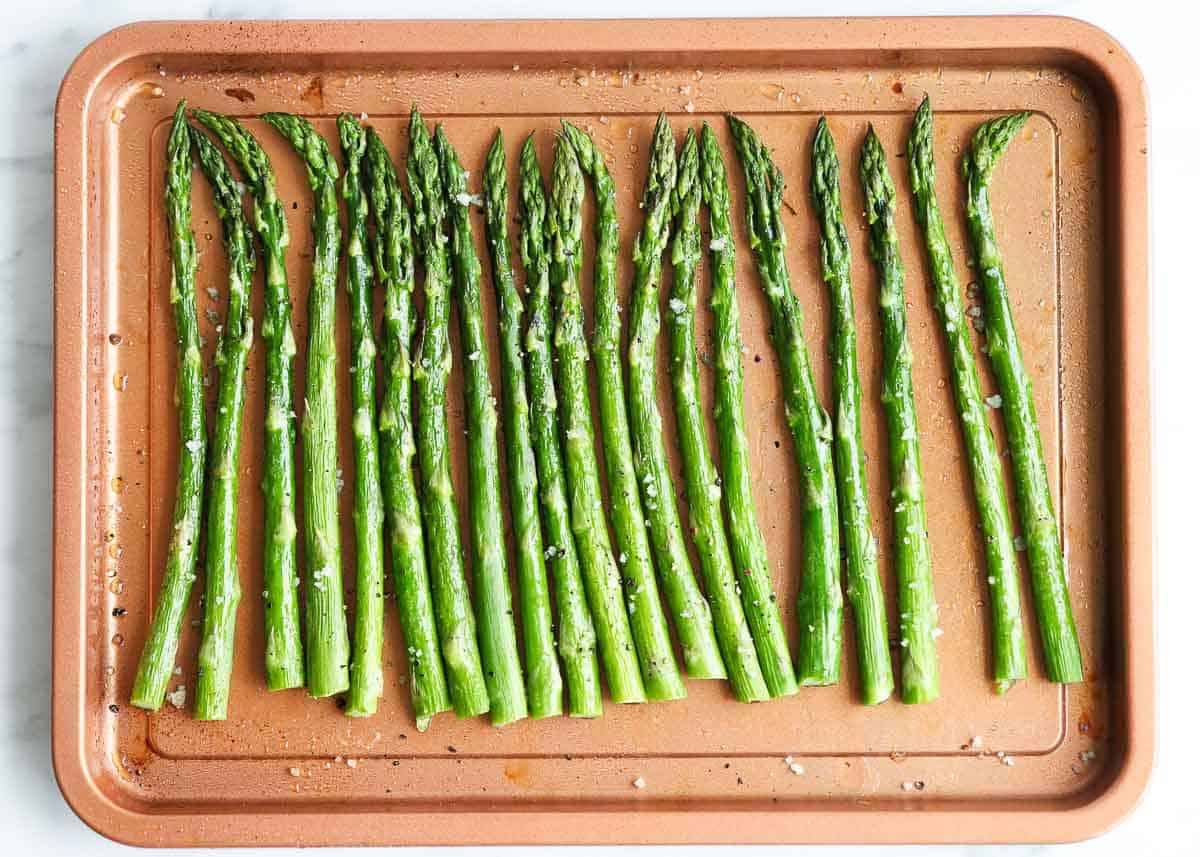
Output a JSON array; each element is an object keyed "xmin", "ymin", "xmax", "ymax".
[
  {"xmin": 562, "ymin": 119, "xmax": 705, "ymax": 694},
  {"xmin": 548, "ymin": 137, "xmax": 646, "ymax": 704},
  {"xmin": 262, "ymin": 112, "xmax": 350, "ymax": 699},
  {"xmin": 962, "ymin": 111, "xmax": 1083, "ymax": 684},
  {"xmin": 364, "ymin": 127, "xmax": 451, "ymax": 729},
  {"xmin": 130, "ymin": 102, "xmax": 207, "ymax": 710},
  {"xmin": 668, "ymin": 130, "xmax": 769, "ymax": 703},
  {"xmin": 809, "ymin": 119, "xmax": 894, "ymax": 702},
  {"xmin": 728, "ymin": 114, "xmax": 842, "ymax": 686},
  {"xmin": 190, "ymin": 125, "xmax": 252, "ymax": 720},
  {"xmin": 483, "ymin": 133, "xmax": 563, "ymax": 719},
  {"xmin": 436, "ymin": 126, "xmax": 528, "ymax": 727},
  {"xmin": 907, "ymin": 98, "xmax": 1026, "ymax": 692},
  {"xmin": 519, "ymin": 139, "xmax": 604, "ymax": 717},
  {"xmin": 336, "ymin": 115, "xmax": 386, "ymax": 716},
  {"xmin": 860, "ymin": 127, "xmax": 937, "ymax": 704},
  {"xmin": 191, "ymin": 110, "xmax": 305, "ymax": 691},
  {"xmin": 407, "ymin": 109, "xmax": 490, "ymax": 718},
  {"xmin": 698, "ymin": 123, "xmax": 798, "ymax": 699}
]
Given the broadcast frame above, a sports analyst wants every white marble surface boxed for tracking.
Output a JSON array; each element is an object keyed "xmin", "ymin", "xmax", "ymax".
[{"xmin": 3, "ymin": 0, "xmax": 1189, "ymax": 853}]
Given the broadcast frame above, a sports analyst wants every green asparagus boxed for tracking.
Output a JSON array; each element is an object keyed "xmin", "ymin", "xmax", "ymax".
[
  {"xmin": 962, "ymin": 111, "xmax": 1083, "ymax": 684},
  {"xmin": 549, "ymin": 137, "xmax": 646, "ymax": 704},
  {"xmin": 433, "ymin": 125, "xmax": 530, "ymax": 726},
  {"xmin": 130, "ymin": 102, "xmax": 207, "ymax": 710},
  {"xmin": 860, "ymin": 126, "xmax": 937, "ymax": 704},
  {"xmin": 697, "ymin": 123, "xmax": 798, "ymax": 699},
  {"xmin": 907, "ymin": 98, "xmax": 1026, "ymax": 691},
  {"xmin": 483, "ymin": 132, "xmax": 563, "ymax": 719},
  {"xmin": 365, "ymin": 126, "xmax": 451, "ymax": 729},
  {"xmin": 562, "ymin": 119, "xmax": 706, "ymax": 694},
  {"xmin": 668, "ymin": 130, "xmax": 769, "ymax": 703},
  {"xmin": 407, "ymin": 109, "xmax": 491, "ymax": 718},
  {"xmin": 191, "ymin": 109, "xmax": 304, "ymax": 691},
  {"xmin": 337, "ymin": 115, "xmax": 386, "ymax": 716},
  {"xmin": 809, "ymin": 118, "xmax": 894, "ymax": 702},
  {"xmin": 262, "ymin": 112, "xmax": 350, "ymax": 699},
  {"xmin": 728, "ymin": 114, "xmax": 842, "ymax": 686},
  {"xmin": 519, "ymin": 138, "xmax": 604, "ymax": 718},
  {"xmin": 190, "ymin": 124, "xmax": 253, "ymax": 720}
]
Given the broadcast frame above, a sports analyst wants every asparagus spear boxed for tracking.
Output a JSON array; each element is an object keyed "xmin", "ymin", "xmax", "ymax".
[
  {"xmin": 697, "ymin": 123, "xmax": 798, "ymax": 699},
  {"xmin": 728, "ymin": 114, "xmax": 842, "ymax": 686},
  {"xmin": 336, "ymin": 115, "xmax": 386, "ymax": 716},
  {"xmin": 364, "ymin": 127, "xmax": 451, "ymax": 729},
  {"xmin": 860, "ymin": 127, "xmax": 938, "ymax": 704},
  {"xmin": 407, "ymin": 109, "xmax": 491, "ymax": 718},
  {"xmin": 483, "ymin": 133, "xmax": 564, "ymax": 719},
  {"xmin": 189, "ymin": 125, "xmax": 252, "ymax": 720},
  {"xmin": 435, "ymin": 127, "xmax": 529, "ymax": 727},
  {"xmin": 907, "ymin": 98, "xmax": 1026, "ymax": 692},
  {"xmin": 808, "ymin": 119, "xmax": 894, "ymax": 702},
  {"xmin": 962, "ymin": 112, "xmax": 1083, "ymax": 684},
  {"xmin": 562, "ymin": 119, "xmax": 706, "ymax": 694},
  {"xmin": 519, "ymin": 138, "xmax": 604, "ymax": 717},
  {"xmin": 262, "ymin": 112, "xmax": 350, "ymax": 699},
  {"xmin": 192, "ymin": 110, "xmax": 305, "ymax": 691},
  {"xmin": 548, "ymin": 137, "xmax": 646, "ymax": 704},
  {"xmin": 130, "ymin": 102, "xmax": 207, "ymax": 710},
  {"xmin": 668, "ymin": 130, "xmax": 769, "ymax": 703}
]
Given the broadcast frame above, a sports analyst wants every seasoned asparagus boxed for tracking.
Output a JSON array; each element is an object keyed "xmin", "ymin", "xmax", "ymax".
[
  {"xmin": 907, "ymin": 98, "xmax": 1026, "ymax": 692},
  {"xmin": 337, "ymin": 115, "xmax": 386, "ymax": 716},
  {"xmin": 548, "ymin": 137, "xmax": 646, "ymax": 704},
  {"xmin": 192, "ymin": 109, "xmax": 305, "ymax": 691},
  {"xmin": 697, "ymin": 122, "xmax": 798, "ymax": 699},
  {"xmin": 262, "ymin": 112, "xmax": 350, "ymax": 699},
  {"xmin": 190, "ymin": 124, "xmax": 252, "ymax": 720},
  {"xmin": 365, "ymin": 126, "xmax": 452, "ymax": 729},
  {"xmin": 962, "ymin": 111, "xmax": 1083, "ymax": 684},
  {"xmin": 860, "ymin": 126, "xmax": 937, "ymax": 704},
  {"xmin": 435, "ymin": 126, "xmax": 528, "ymax": 727},
  {"xmin": 728, "ymin": 114, "xmax": 842, "ymax": 686},
  {"xmin": 519, "ymin": 138, "xmax": 604, "ymax": 717},
  {"xmin": 130, "ymin": 101, "xmax": 207, "ymax": 710},
  {"xmin": 562, "ymin": 119, "xmax": 704, "ymax": 695},
  {"xmin": 407, "ymin": 109, "xmax": 491, "ymax": 718},
  {"xmin": 483, "ymin": 133, "xmax": 564, "ymax": 719},
  {"xmin": 668, "ymin": 130, "xmax": 769, "ymax": 703},
  {"xmin": 809, "ymin": 118, "xmax": 894, "ymax": 702}
]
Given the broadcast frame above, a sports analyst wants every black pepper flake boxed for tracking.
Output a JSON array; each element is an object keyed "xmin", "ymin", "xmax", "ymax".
[
  {"xmin": 112, "ymin": 607, "xmax": 127, "ymax": 617},
  {"xmin": 447, "ymin": 745, "xmax": 457, "ymax": 753},
  {"xmin": 108, "ymin": 704, "xmax": 119, "ymax": 714}
]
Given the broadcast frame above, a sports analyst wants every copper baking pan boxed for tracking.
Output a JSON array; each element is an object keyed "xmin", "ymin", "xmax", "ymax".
[{"xmin": 52, "ymin": 17, "xmax": 1152, "ymax": 846}]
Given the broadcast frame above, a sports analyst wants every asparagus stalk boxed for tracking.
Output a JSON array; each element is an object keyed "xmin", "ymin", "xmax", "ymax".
[
  {"xmin": 130, "ymin": 102, "xmax": 207, "ymax": 710},
  {"xmin": 191, "ymin": 110, "xmax": 305, "ymax": 691},
  {"xmin": 336, "ymin": 115, "xmax": 386, "ymax": 716},
  {"xmin": 562, "ymin": 119, "xmax": 706, "ymax": 694},
  {"xmin": 435, "ymin": 126, "xmax": 529, "ymax": 727},
  {"xmin": 697, "ymin": 123, "xmax": 798, "ymax": 699},
  {"xmin": 548, "ymin": 137, "xmax": 646, "ymax": 704},
  {"xmin": 364, "ymin": 127, "xmax": 451, "ymax": 729},
  {"xmin": 519, "ymin": 138, "xmax": 604, "ymax": 717},
  {"xmin": 907, "ymin": 98, "xmax": 1026, "ymax": 691},
  {"xmin": 668, "ymin": 130, "xmax": 769, "ymax": 702},
  {"xmin": 962, "ymin": 111, "xmax": 1083, "ymax": 684},
  {"xmin": 407, "ymin": 109, "xmax": 491, "ymax": 718},
  {"xmin": 262, "ymin": 112, "xmax": 350, "ymax": 699},
  {"xmin": 808, "ymin": 119, "xmax": 894, "ymax": 702},
  {"xmin": 189, "ymin": 124, "xmax": 252, "ymax": 720},
  {"xmin": 483, "ymin": 133, "xmax": 564, "ymax": 719},
  {"xmin": 860, "ymin": 127, "xmax": 938, "ymax": 704},
  {"xmin": 728, "ymin": 114, "xmax": 842, "ymax": 686}
]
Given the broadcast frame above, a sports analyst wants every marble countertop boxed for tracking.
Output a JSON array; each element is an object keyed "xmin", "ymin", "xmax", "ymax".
[{"xmin": 6, "ymin": 0, "xmax": 1187, "ymax": 853}]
